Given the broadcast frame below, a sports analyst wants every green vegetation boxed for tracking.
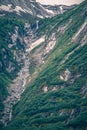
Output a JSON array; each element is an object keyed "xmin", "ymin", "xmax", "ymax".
[
  {"xmin": 1, "ymin": 0, "xmax": 87, "ymax": 130},
  {"xmin": 0, "ymin": 17, "xmax": 25, "ymax": 123},
  {"xmin": 0, "ymin": 13, "xmax": 37, "ymax": 127}
]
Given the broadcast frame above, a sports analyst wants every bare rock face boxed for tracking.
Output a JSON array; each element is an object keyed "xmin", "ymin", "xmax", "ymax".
[
  {"xmin": 60, "ymin": 69, "xmax": 71, "ymax": 81},
  {"xmin": 1, "ymin": 51, "xmax": 30, "ymax": 126},
  {"xmin": 43, "ymin": 86, "xmax": 48, "ymax": 93},
  {"xmin": 0, "ymin": 19, "xmax": 59, "ymax": 126},
  {"xmin": 0, "ymin": 0, "xmax": 75, "ymax": 19}
]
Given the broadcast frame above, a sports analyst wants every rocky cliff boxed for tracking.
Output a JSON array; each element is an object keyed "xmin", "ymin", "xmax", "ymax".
[
  {"xmin": 0, "ymin": 0, "xmax": 75, "ymax": 19},
  {"xmin": 0, "ymin": 0, "xmax": 87, "ymax": 130}
]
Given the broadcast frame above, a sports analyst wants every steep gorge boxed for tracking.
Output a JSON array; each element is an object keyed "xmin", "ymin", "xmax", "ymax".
[
  {"xmin": 0, "ymin": 0, "xmax": 87, "ymax": 130},
  {"xmin": 0, "ymin": 17, "xmax": 61, "ymax": 126}
]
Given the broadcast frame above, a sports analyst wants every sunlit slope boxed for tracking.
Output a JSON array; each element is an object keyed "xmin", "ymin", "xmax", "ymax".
[{"xmin": 3, "ymin": 1, "xmax": 87, "ymax": 130}]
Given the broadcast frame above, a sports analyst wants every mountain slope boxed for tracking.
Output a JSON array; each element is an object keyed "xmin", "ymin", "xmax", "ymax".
[
  {"xmin": 2, "ymin": 0, "xmax": 87, "ymax": 130},
  {"xmin": 0, "ymin": 0, "xmax": 75, "ymax": 19},
  {"xmin": 0, "ymin": 17, "xmax": 28, "ymax": 128},
  {"xmin": 0, "ymin": 1, "xmax": 77, "ymax": 126}
]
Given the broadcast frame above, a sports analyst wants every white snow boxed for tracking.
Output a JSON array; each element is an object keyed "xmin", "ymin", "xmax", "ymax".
[
  {"xmin": 39, "ymin": 4, "xmax": 53, "ymax": 14},
  {"xmin": 37, "ymin": 14, "xmax": 44, "ymax": 19},
  {"xmin": 43, "ymin": 86, "xmax": 48, "ymax": 92},
  {"xmin": 72, "ymin": 20, "xmax": 87, "ymax": 41},
  {"xmin": 43, "ymin": 33, "xmax": 56, "ymax": 55},
  {"xmin": 39, "ymin": 4, "xmax": 54, "ymax": 16},
  {"xmin": 0, "ymin": 4, "xmax": 33, "ymax": 15},
  {"xmin": 11, "ymin": 27, "xmax": 19, "ymax": 43},
  {"xmin": 36, "ymin": 0, "xmax": 83, "ymax": 6},
  {"xmin": 45, "ymin": 40, "xmax": 56, "ymax": 54},
  {"xmin": 8, "ymin": 4, "xmax": 12, "ymax": 8},
  {"xmin": 45, "ymin": 8, "xmax": 54, "ymax": 14},
  {"xmin": 0, "ymin": 5, "xmax": 12, "ymax": 12},
  {"xmin": 26, "ymin": 36, "xmax": 45, "ymax": 52},
  {"xmin": 24, "ymin": 8, "xmax": 33, "ymax": 15},
  {"xmin": 31, "ymin": 4, "xmax": 35, "ymax": 8},
  {"xmin": 14, "ymin": 6, "xmax": 26, "ymax": 13},
  {"xmin": 60, "ymin": 69, "xmax": 71, "ymax": 81},
  {"xmin": 59, "ymin": 6, "xmax": 63, "ymax": 13}
]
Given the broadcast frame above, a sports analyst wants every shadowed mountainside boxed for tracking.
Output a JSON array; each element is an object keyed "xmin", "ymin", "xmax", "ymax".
[{"xmin": 1, "ymin": 0, "xmax": 87, "ymax": 130}]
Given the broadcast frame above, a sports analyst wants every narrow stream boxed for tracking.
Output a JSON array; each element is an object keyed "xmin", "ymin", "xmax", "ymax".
[
  {"xmin": 0, "ymin": 22, "xmax": 38, "ymax": 126},
  {"xmin": 1, "ymin": 52, "xmax": 30, "ymax": 126},
  {"xmin": 0, "ymin": 22, "xmax": 57, "ymax": 126}
]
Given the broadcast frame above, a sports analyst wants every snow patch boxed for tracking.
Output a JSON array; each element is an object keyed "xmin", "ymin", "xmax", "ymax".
[
  {"xmin": 60, "ymin": 69, "xmax": 71, "ymax": 81},
  {"xmin": 31, "ymin": 4, "xmax": 35, "ymax": 8},
  {"xmin": 0, "ymin": 4, "xmax": 33, "ymax": 15},
  {"xmin": 72, "ymin": 20, "xmax": 87, "ymax": 41},
  {"xmin": 43, "ymin": 86, "xmax": 48, "ymax": 93},
  {"xmin": 37, "ymin": 14, "xmax": 44, "ymax": 19},
  {"xmin": 59, "ymin": 6, "xmax": 63, "ymax": 13},
  {"xmin": 11, "ymin": 27, "xmax": 19, "ymax": 43},
  {"xmin": 14, "ymin": 6, "xmax": 26, "ymax": 13},
  {"xmin": 45, "ymin": 40, "xmax": 56, "ymax": 54},
  {"xmin": 26, "ymin": 36, "xmax": 45, "ymax": 52},
  {"xmin": 45, "ymin": 8, "xmax": 54, "ymax": 14},
  {"xmin": 43, "ymin": 33, "xmax": 56, "ymax": 55},
  {"xmin": 0, "ymin": 5, "xmax": 12, "ymax": 12}
]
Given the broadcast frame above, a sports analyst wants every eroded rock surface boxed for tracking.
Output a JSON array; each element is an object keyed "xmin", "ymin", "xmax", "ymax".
[{"xmin": 1, "ymin": 50, "xmax": 30, "ymax": 126}]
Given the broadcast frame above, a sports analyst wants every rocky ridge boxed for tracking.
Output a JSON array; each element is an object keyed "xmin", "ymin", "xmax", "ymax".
[
  {"xmin": 0, "ymin": 1, "xmax": 87, "ymax": 130},
  {"xmin": 0, "ymin": 0, "xmax": 76, "ymax": 18},
  {"xmin": 0, "ymin": 20, "xmax": 58, "ymax": 126}
]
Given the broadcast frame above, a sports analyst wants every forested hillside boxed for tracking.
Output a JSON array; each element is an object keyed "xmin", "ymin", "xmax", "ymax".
[{"xmin": 2, "ymin": 0, "xmax": 87, "ymax": 130}]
